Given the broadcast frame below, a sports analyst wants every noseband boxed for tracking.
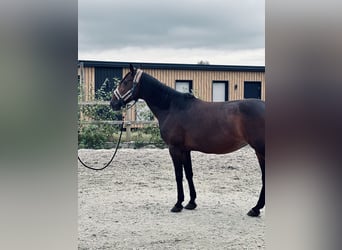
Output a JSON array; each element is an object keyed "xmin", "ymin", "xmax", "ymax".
[{"xmin": 113, "ymin": 69, "xmax": 143, "ymax": 104}]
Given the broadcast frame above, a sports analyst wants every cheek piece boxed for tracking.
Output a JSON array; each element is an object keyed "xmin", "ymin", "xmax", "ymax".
[{"xmin": 113, "ymin": 69, "xmax": 143, "ymax": 104}]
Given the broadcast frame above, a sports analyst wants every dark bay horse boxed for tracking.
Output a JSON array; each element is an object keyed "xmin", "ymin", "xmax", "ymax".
[{"xmin": 110, "ymin": 64, "xmax": 265, "ymax": 217}]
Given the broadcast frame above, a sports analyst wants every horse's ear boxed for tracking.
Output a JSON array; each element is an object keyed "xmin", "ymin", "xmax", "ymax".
[{"xmin": 129, "ymin": 64, "xmax": 135, "ymax": 74}]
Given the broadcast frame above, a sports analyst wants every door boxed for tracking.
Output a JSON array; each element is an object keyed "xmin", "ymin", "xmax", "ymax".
[{"xmin": 212, "ymin": 81, "xmax": 228, "ymax": 102}]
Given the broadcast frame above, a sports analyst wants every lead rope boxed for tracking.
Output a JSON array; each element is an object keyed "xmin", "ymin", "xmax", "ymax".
[
  {"xmin": 78, "ymin": 121, "xmax": 124, "ymax": 171},
  {"xmin": 78, "ymin": 69, "xmax": 142, "ymax": 171}
]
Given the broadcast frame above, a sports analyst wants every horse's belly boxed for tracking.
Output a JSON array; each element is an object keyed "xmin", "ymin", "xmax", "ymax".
[{"xmin": 186, "ymin": 137, "xmax": 248, "ymax": 154}]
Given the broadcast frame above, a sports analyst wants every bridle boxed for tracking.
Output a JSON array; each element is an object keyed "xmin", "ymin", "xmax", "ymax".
[{"xmin": 113, "ymin": 69, "xmax": 143, "ymax": 106}]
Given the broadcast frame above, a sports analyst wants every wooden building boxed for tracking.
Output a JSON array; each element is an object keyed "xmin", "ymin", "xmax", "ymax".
[{"xmin": 78, "ymin": 60, "xmax": 265, "ymax": 122}]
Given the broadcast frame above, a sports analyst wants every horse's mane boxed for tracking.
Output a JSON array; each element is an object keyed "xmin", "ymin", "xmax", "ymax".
[{"xmin": 141, "ymin": 73, "xmax": 196, "ymax": 110}]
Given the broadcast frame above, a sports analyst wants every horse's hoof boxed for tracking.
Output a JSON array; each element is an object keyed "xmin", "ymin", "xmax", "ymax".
[
  {"xmin": 247, "ymin": 208, "xmax": 260, "ymax": 217},
  {"xmin": 184, "ymin": 201, "xmax": 197, "ymax": 210},
  {"xmin": 171, "ymin": 204, "xmax": 183, "ymax": 213}
]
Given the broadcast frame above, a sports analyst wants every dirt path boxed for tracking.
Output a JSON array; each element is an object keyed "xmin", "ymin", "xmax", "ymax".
[{"xmin": 78, "ymin": 146, "xmax": 265, "ymax": 249}]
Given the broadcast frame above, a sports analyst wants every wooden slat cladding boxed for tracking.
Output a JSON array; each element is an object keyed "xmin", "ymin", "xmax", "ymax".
[
  {"xmin": 78, "ymin": 67, "xmax": 95, "ymax": 101},
  {"xmin": 123, "ymin": 68, "xmax": 265, "ymax": 101},
  {"xmin": 80, "ymin": 63, "xmax": 264, "ymax": 127}
]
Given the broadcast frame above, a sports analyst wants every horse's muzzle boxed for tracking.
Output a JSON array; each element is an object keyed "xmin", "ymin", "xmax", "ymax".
[{"xmin": 110, "ymin": 99, "xmax": 124, "ymax": 111}]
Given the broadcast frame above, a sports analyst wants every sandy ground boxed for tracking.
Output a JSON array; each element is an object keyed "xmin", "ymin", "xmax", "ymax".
[{"xmin": 78, "ymin": 146, "xmax": 265, "ymax": 249}]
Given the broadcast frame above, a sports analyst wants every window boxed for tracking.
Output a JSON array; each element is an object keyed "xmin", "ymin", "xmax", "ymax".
[
  {"xmin": 175, "ymin": 80, "xmax": 193, "ymax": 93},
  {"xmin": 244, "ymin": 81, "xmax": 261, "ymax": 99},
  {"xmin": 212, "ymin": 81, "xmax": 228, "ymax": 102}
]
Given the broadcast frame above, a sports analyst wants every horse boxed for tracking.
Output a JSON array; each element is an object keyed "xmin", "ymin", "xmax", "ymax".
[{"xmin": 110, "ymin": 64, "xmax": 265, "ymax": 217}]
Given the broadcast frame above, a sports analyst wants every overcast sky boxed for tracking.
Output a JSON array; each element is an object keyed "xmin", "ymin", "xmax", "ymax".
[{"xmin": 78, "ymin": 0, "xmax": 264, "ymax": 66}]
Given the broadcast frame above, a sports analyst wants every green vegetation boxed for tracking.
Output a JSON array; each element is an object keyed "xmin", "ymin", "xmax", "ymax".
[{"xmin": 78, "ymin": 78, "xmax": 165, "ymax": 149}]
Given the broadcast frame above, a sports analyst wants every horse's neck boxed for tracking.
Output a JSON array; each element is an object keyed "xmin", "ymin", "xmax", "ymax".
[{"xmin": 139, "ymin": 75, "xmax": 176, "ymax": 119}]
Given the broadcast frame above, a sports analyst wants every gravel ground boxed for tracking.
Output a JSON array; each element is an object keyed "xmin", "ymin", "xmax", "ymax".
[{"xmin": 78, "ymin": 146, "xmax": 265, "ymax": 249}]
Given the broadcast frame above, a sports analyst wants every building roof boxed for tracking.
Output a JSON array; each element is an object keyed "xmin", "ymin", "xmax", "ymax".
[{"xmin": 78, "ymin": 60, "xmax": 265, "ymax": 72}]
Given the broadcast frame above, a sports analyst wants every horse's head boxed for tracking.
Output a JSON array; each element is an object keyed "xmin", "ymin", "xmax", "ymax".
[{"xmin": 110, "ymin": 64, "xmax": 143, "ymax": 110}]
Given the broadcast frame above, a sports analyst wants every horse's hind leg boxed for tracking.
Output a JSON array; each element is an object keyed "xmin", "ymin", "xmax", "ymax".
[
  {"xmin": 183, "ymin": 151, "xmax": 197, "ymax": 210},
  {"xmin": 247, "ymin": 151, "xmax": 265, "ymax": 217}
]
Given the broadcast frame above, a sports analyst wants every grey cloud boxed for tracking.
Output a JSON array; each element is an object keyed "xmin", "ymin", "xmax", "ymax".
[{"xmin": 79, "ymin": 0, "xmax": 264, "ymax": 52}]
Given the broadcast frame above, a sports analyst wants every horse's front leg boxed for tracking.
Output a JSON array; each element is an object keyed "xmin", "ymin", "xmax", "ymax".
[{"xmin": 169, "ymin": 146, "xmax": 184, "ymax": 212}]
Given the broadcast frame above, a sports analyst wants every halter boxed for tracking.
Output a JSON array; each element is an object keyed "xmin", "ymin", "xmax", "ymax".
[{"xmin": 113, "ymin": 69, "xmax": 143, "ymax": 104}]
